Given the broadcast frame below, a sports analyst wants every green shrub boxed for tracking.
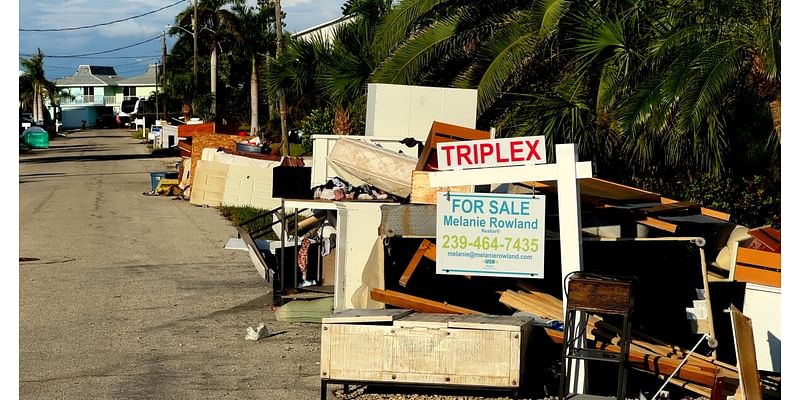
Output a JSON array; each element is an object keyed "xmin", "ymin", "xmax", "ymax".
[
  {"xmin": 299, "ymin": 107, "xmax": 335, "ymax": 154},
  {"xmin": 629, "ymin": 173, "xmax": 780, "ymax": 229},
  {"xmin": 220, "ymin": 205, "xmax": 278, "ymax": 240}
]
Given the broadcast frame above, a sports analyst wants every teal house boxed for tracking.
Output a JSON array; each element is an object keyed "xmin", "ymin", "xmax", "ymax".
[{"xmin": 50, "ymin": 64, "xmax": 161, "ymax": 129}]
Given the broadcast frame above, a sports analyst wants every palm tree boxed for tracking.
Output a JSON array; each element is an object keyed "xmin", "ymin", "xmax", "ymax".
[
  {"xmin": 20, "ymin": 49, "xmax": 57, "ymax": 125},
  {"xmin": 619, "ymin": 0, "xmax": 780, "ymax": 175},
  {"xmin": 320, "ymin": 0, "xmax": 392, "ymax": 134},
  {"xmin": 231, "ymin": 0, "xmax": 277, "ymax": 135},
  {"xmin": 171, "ymin": 0, "xmax": 238, "ymax": 120}
]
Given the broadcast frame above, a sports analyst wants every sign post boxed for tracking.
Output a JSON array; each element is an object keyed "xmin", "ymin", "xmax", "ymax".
[{"xmin": 429, "ymin": 141, "xmax": 591, "ymax": 394}]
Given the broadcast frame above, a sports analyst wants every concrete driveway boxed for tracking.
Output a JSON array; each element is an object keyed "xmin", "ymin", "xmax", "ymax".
[{"xmin": 19, "ymin": 129, "xmax": 325, "ymax": 399}]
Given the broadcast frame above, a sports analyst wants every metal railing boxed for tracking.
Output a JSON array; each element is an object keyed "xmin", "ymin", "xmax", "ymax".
[{"xmin": 59, "ymin": 95, "xmax": 120, "ymax": 106}]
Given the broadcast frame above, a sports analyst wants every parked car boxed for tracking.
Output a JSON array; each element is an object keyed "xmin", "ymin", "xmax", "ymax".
[{"xmin": 96, "ymin": 113, "xmax": 119, "ymax": 129}]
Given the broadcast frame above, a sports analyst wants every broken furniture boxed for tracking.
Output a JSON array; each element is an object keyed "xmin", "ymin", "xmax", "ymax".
[
  {"xmin": 559, "ymin": 273, "xmax": 634, "ymax": 400},
  {"xmin": 320, "ymin": 310, "xmax": 534, "ymax": 400},
  {"xmin": 279, "ymin": 199, "xmax": 395, "ymax": 310}
]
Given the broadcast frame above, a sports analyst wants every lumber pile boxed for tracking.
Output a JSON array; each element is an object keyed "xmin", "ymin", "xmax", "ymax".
[{"xmin": 498, "ymin": 283, "xmax": 738, "ymax": 397}]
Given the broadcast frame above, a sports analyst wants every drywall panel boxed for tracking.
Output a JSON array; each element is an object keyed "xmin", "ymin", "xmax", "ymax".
[
  {"xmin": 407, "ymin": 87, "xmax": 445, "ymax": 139},
  {"xmin": 222, "ymin": 164, "xmax": 281, "ymax": 210},
  {"xmin": 743, "ymin": 283, "xmax": 781, "ymax": 372},
  {"xmin": 443, "ymin": 88, "xmax": 479, "ymax": 127},
  {"xmin": 190, "ymin": 160, "xmax": 229, "ymax": 207},
  {"xmin": 365, "ymin": 83, "xmax": 478, "ymax": 141}
]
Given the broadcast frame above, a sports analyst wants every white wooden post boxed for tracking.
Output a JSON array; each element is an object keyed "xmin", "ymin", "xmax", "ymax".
[{"xmin": 556, "ymin": 143, "xmax": 587, "ymax": 394}]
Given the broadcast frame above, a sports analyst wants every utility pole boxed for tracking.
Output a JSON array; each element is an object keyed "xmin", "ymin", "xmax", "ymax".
[
  {"xmin": 193, "ymin": 0, "xmax": 198, "ymax": 96},
  {"xmin": 275, "ymin": 0, "xmax": 289, "ymax": 156},
  {"xmin": 161, "ymin": 31, "xmax": 168, "ymax": 120}
]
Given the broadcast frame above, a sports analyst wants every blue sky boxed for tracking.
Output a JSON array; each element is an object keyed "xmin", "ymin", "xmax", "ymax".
[{"xmin": 18, "ymin": 0, "xmax": 346, "ymax": 80}]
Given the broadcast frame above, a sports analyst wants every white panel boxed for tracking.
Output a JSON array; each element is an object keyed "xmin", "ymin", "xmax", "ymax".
[
  {"xmin": 407, "ymin": 86, "xmax": 445, "ymax": 141},
  {"xmin": 743, "ymin": 284, "xmax": 781, "ymax": 372},
  {"xmin": 365, "ymin": 84, "xmax": 378, "ymax": 137},
  {"xmin": 366, "ymin": 83, "xmax": 479, "ymax": 141},
  {"xmin": 334, "ymin": 202, "xmax": 387, "ymax": 311},
  {"xmin": 442, "ymin": 88, "xmax": 478, "ymax": 129},
  {"xmin": 372, "ymin": 84, "xmax": 412, "ymax": 137},
  {"xmin": 222, "ymin": 164, "xmax": 281, "ymax": 210},
  {"xmin": 190, "ymin": 160, "xmax": 230, "ymax": 207}
]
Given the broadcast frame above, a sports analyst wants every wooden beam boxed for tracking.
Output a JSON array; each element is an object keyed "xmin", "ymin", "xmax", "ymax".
[
  {"xmin": 730, "ymin": 305, "xmax": 763, "ymax": 400},
  {"xmin": 662, "ymin": 197, "xmax": 731, "ymax": 221},
  {"xmin": 638, "ymin": 217, "xmax": 678, "ymax": 233},
  {"xmin": 369, "ymin": 288, "xmax": 480, "ymax": 314},
  {"xmin": 399, "ymin": 240, "xmax": 432, "ymax": 287}
]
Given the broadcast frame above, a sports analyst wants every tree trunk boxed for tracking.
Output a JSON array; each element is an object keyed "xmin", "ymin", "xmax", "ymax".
[
  {"xmin": 769, "ymin": 95, "xmax": 780, "ymax": 142},
  {"xmin": 250, "ymin": 56, "xmax": 259, "ymax": 136},
  {"xmin": 34, "ymin": 90, "xmax": 42, "ymax": 124},
  {"xmin": 211, "ymin": 45, "xmax": 217, "ymax": 120},
  {"xmin": 333, "ymin": 104, "xmax": 352, "ymax": 135}
]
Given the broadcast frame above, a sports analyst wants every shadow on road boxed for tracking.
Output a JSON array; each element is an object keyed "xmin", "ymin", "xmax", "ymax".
[{"xmin": 20, "ymin": 153, "xmax": 177, "ymax": 164}]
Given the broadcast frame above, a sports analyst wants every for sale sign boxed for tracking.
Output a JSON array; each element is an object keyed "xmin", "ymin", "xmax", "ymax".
[
  {"xmin": 436, "ymin": 192, "xmax": 545, "ymax": 278},
  {"xmin": 436, "ymin": 136, "xmax": 546, "ymax": 170}
]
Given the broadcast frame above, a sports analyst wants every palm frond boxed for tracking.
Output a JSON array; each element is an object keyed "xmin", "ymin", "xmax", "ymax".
[
  {"xmin": 371, "ymin": 16, "xmax": 460, "ymax": 85},
  {"xmin": 372, "ymin": 0, "xmax": 451, "ymax": 58}
]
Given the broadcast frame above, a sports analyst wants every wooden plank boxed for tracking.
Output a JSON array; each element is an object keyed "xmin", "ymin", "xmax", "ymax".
[
  {"xmin": 640, "ymin": 201, "xmax": 702, "ymax": 216},
  {"xmin": 733, "ymin": 266, "xmax": 781, "ymax": 288},
  {"xmin": 543, "ymin": 327, "xmax": 718, "ymax": 387},
  {"xmin": 321, "ymin": 323, "xmax": 394, "ymax": 381},
  {"xmin": 415, "ymin": 121, "xmax": 491, "ymax": 171},
  {"xmin": 662, "ymin": 197, "xmax": 731, "ymax": 221},
  {"xmin": 447, "ymin": 315, "xmax": 533, "ymax": 332},
  {"xmin": 394, "ymin": 313, "xmax": 453, "ymax": 329},
  {"xmin": 638, "ymin": 216, "xmax": 679, "ymax": 233},
  {"xmin": 399, "ymin": 240, "xmax": 432, "ymax": 287},
  {"xmin": 391, "ymin": 326, "xmax": 518, "ymax": 387},
  {"xmin": 747, "ymin": 226, "xmax": 780, "ymax": 253},
  {"xmin": 410, "ymin": 171, "xmax": 472, "ymax": 204},
  {"xmin": 322, "ymin": 309, "xmax": 413, "ymax": 324},
  {"xmin": 530, "ymin": 177, "xmax": 661, "ymax": 205},
  {"xmin": 369, "ymin": 289, "xmax": 480, "ymax": 315},
  {"xmin": 730, "ymin": 305, "xmax": 763, "ymax": 400},
  {"xmin": 736, "ymin": 247, "xmax": 781, "ymax": 269}
]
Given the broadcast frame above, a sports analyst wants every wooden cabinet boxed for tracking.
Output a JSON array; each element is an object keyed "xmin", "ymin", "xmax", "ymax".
[{"xmin": 320, "ymin": 310, "xmax": 534, "ymax": 388}]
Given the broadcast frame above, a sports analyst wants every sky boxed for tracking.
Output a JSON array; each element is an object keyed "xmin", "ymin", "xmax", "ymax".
[{"xmin": 18, "ymin": 0, "xmax": 346, "ymax": 80}]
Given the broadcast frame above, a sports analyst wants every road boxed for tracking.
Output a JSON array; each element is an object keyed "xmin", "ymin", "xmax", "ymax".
[{"xmin": 19, "ymin": 129, "xmax": 325, "ymax": 399}]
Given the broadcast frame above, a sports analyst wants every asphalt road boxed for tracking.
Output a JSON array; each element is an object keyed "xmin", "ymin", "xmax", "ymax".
[{"xmin": 19, "ymin": 129, "xmax": 325, "ymax": 399}]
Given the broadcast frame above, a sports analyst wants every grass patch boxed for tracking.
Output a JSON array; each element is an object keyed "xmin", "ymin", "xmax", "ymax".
[
  {"xmin": 131, "ymin": 129, "xmax": 147, "ymax": 140},
  {"xmin": 220, "ymin": 205, "xmax": 278, "ymax": 240}
]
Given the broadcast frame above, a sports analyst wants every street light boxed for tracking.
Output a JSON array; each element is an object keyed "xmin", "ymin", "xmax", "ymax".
[
  {"xmin": 166, "ymin": 23, "xmax": 196, "ymax": 93},
  {"xmin": 166, "ymin": 24, "xmax": 222, "ymax": 119}
]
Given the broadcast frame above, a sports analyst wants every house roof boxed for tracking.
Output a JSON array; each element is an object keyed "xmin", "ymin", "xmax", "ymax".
[
  {"xmin": 118, "ymin": 64, "xmax": 161, "ymax": 86},
  {"xmin": 292, "ymin": 14, "xmax": 355, "ymax": 43},
  {"xmin": 55, "ymin": 65, "xmax": 125, "ymax": 87}
]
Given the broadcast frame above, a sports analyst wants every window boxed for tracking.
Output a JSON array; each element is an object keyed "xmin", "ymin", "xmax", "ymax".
[
  {"xmin": 123, "ymin": 87, "xmax": 136, "ymax": 97},
  {"xmin": 83, "ymin": 87, "xmax": 94, "ymax": 96}
]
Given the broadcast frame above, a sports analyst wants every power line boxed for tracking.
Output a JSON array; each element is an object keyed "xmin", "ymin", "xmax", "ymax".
[
  {"xmin": 19, "ymin": 35, "xmax": 162, "ymax": 58},
  {"xmin": 20, "ymin": 54, "xmax": 161, "ymax": 60},
  {"xmin": 20, "ymin": 0, "xmax": 185, "ymax": 32}
]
